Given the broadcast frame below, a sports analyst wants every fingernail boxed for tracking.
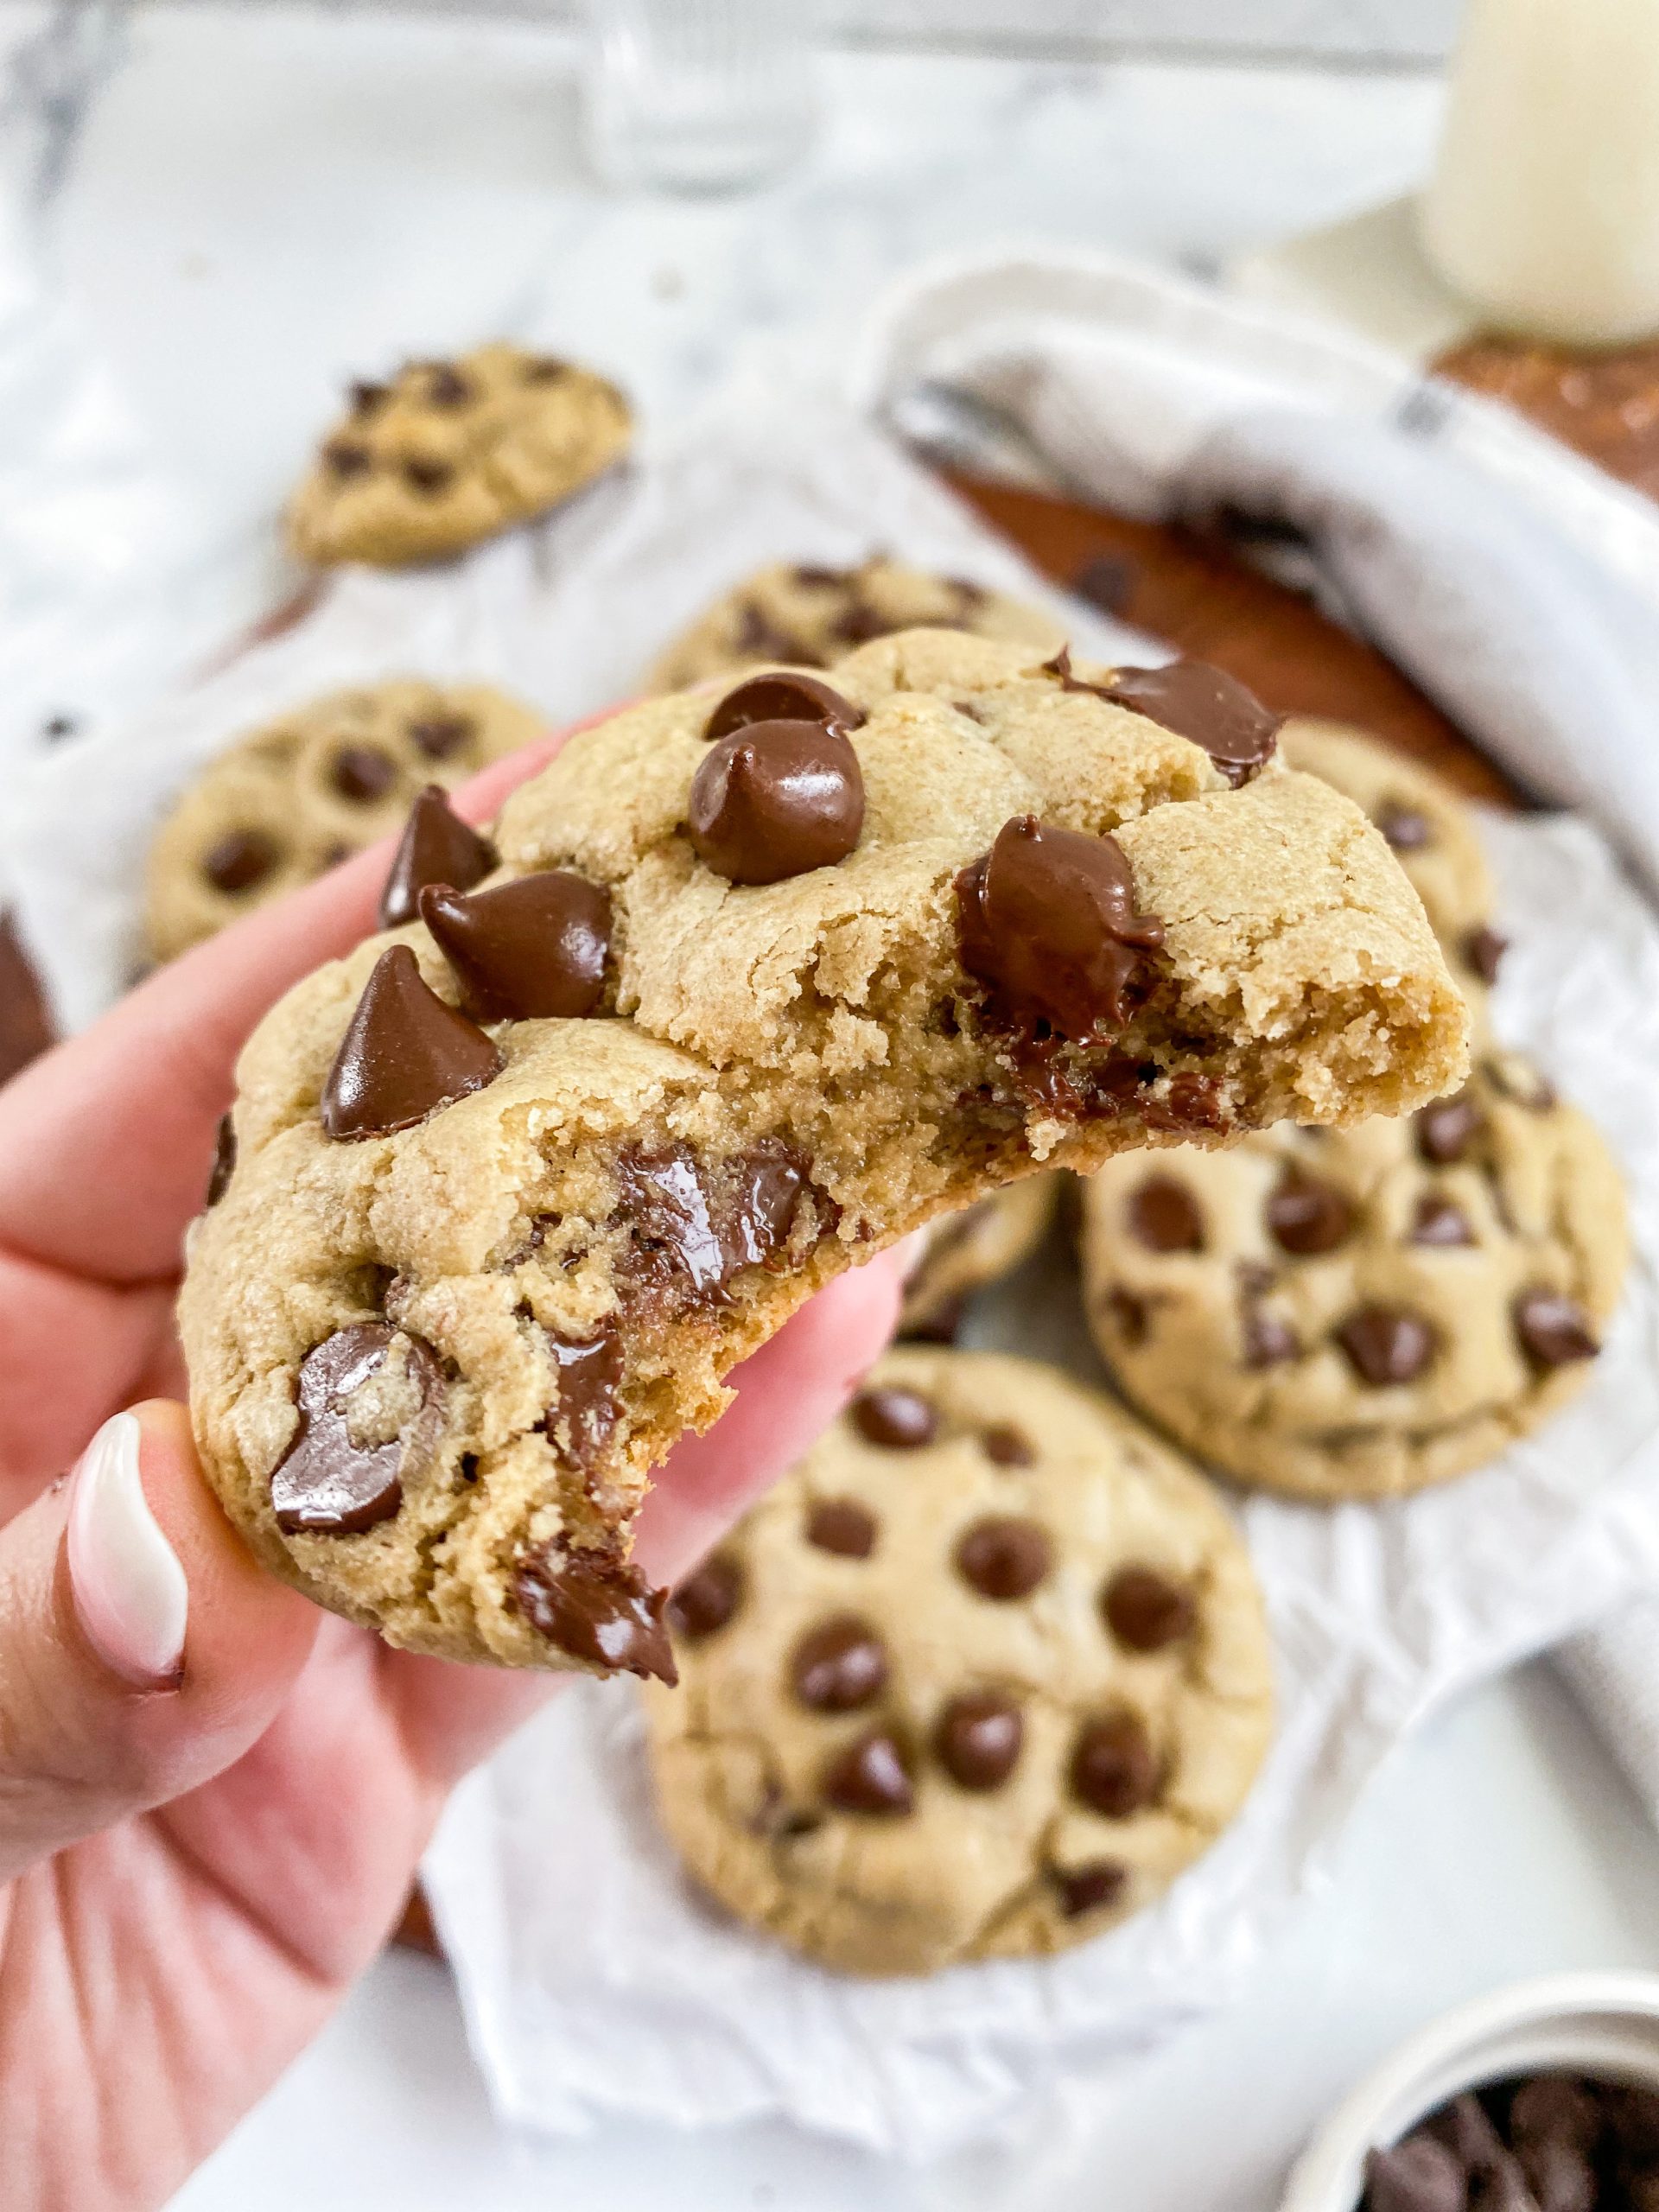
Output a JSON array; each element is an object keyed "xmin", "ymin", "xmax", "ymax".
[{"xmin": 67, "ymin": 1413, "xmax": 188, "ymax": 1689}]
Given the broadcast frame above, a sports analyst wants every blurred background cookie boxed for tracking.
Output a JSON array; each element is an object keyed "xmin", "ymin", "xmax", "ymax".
[
  {"xmin": 1280, "ymin": 717, "xmax": 1504, "ymax": 1007},
  {"xmin": 286, "ymin": 343, "xmax": 631, "ymax": 568},
  {"xmin": 143, "ymin": 679, "xmax": 543, "ymax": 961},
  {"xmin": 899, "ymin": 1174, "xmax": 1060, "ymax": 1341},
  {"xmin": 645, "ymin": 555, "xmax": 1067, "ymax": 690},
  {"xmin": 1080, "ymin": 1052, "xmax": 1630, "ymax": 1501},
  {"xmin": 645, "ymin": 1346, "xmax": 1274, "ymax": 1977}
]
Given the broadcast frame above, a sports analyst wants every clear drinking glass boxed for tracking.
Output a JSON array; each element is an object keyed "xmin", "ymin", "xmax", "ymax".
[{"xmin": 582, "ymin": 0, "xmax": 818, "ymax": 196}]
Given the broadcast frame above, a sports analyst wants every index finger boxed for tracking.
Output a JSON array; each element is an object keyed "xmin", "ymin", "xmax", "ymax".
[{"xmin": 0, "ymin": 718, "xmax": 588, "ymax": 1284}]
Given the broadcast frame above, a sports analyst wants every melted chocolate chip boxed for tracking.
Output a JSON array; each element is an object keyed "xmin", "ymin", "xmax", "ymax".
[
  {"xmin": 849, "ymin": 1385, "xmax": 938, "ymax": 1448},
  {"xmin": 424, "ymin": 363, "xmax": 473, "ymax": 406},
  {"xmin": 703, "ymin": 671, "xmax": 863, "ymax": 744},
  {"xmin": 955, "ymin": 1516, "xmax": 1052, "ymax": 1601},
  {"xmin": 1337, "ymin": 1305, "xmax": 1436, "ymax": 1385},
  {"xmin": 687, "ymin": 720, "xmax": 864, "ymax": 885},
  {"xmin": 403, "ymin": 456, "xmax": 454, "ymax": 493},
  {"xmin": 1053, "ymin": 654, "xmax": 1281, "ymax": 786},
  {"xmin": 321, "ymin": 944, "xmax": 503, "ymax": 1141},
  {"xmin": 822, "ymin": 1730, "xmax": 913, "ymax": 1816},
  {"xmin": 955, "ymin": 815, "xmax": 1165, "ymax": 1043},
  {"xmin": 1242, "ymin": 1300, "xmax": 1299, "ymax": 1368},
  {"xmin": 791, "ymin": 1616, "xmax": 888, "ymax": 1711},
  {"xmin": 982, "ymin": 1423, "xmax": 1033, "ymax": 1467},
  {"xmin": 512, "ymin": 1546, "xmax": 676, "ymax": 1683},
  {"xmin": 1411, "ymin": 1193, "xmax": 1476, "ymax": 1247},
  {"xmin": 543, "ymin": 1327, "xmax": 622, "ymax": 1471},
  {"xmin": 324, "ymin": 440, "xmax": 372, "ymax": 478},
  {"xmin": 934, "ymin": 1692, "xmax": 1023, "ymax": 1791},
  {"xmin": 805, "ymin": 1498, "xmax": 877, "ymax": 1558},
  {"xmin": 1514, "ymin": 1289, "xmax": 1599, "ymax": 1370},
  {"xmin": 1465, "ymin": 925, "xmax": 1508, "ymax": 985},
  {"xmin": 1266, "ymin": 1171, "xmax": 1355, "ymax": 1256},
  {"xmin": 332, "ymin": 745, "xmax": 398, "ymax": 804},
  {"xmin": 1415, "ymin": 1092, "xmax": 1484, "ymax": 1165},
  {"xmin": 407, "ymin": 712, "xmax": 474, "ymax": 761},
  {"xmin": 421, "ymin": 870, "xmax": 611, "ymax": 1020},
  {"xmin": 1103, "ymin": 1566, "xmax": 1197, "ymax": 1653},
  {"xmin": 668, "ymin": 1553, "xmax": 742, "ymax": 1641},
  {"xmin": 203, "ymin": 828, "xmax": 279, "ymax": 894},
  {"xmin": 1071, "ymin": 1712, "xmax": 1160, "ymax": 1818},
  {"xmin": 1376, "ymin": 801, "xmax": 1433, "ymax": 851},
  {"xmin": 1052, "ymin": 1860, "xmax": 1128, "ymax": 1917},
  {"xmin": 1128, "ymin": 1175, "xmax": 1204, "ymax": 1253},
  {"xmin": 378, "ymin": 785, "xmax": 497, "ymax": 929},
  {"xmin": 204, "ymin": 1111, "xmax": 238, "ymax": 1208},
  {"xmin": 614, "ymin": 1141, "xmax": 807, "ymax": 1310},
  {"xmin": 270, "ymin": 1323, "xmax": 442, "ymax": 1535}
]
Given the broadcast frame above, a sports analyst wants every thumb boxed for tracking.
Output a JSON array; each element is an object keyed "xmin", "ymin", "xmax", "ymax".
[{"xmin": 0, "ymin": 1400, "xmax": 317, "ymax": 1881}]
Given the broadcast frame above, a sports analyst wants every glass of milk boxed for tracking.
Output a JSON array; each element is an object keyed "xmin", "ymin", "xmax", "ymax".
[{"xmin": 1420, "ymin": 0, "xmax": 1659, "ymax": 346}]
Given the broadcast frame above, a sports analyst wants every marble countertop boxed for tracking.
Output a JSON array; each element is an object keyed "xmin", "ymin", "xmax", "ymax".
[{"xmin": 3, "ymin": 9, "xmax": 1656, "ymax": 2210}]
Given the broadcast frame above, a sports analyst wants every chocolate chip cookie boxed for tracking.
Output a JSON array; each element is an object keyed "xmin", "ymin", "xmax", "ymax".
[
  {"xmin": 143, "ymin": 681, "xmax": 543, "ymax": 961},
  {"xmin": 286, "ymin": 344, "xmax": 631, "ymax": 569},
  {"xmin": 1279, "ymin": 719, "xmax": 1504, "ymax": 1004},
  {"xmin": 646, "ymin": 557, "xmax": 1066, "ymax": 691},
  {"xmin": 644, "ymin": 1346, "xmax": 1274, "ymax": 1976},
  {"xmin": 179, "ymin": 630, "xmax": 1465, "ymax": 1675},
  {"xmin": 899, "ymin": 1176, "xmax": 1059, "ymax": 1339},
  {"xmin": 1081, "ymin": 1051, "xmax": 1630, "ymax": 1500}
]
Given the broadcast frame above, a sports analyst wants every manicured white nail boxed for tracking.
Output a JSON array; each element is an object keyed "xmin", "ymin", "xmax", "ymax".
[{"xmin": 67, "ymin": 1413, "xmax": 188, "ymax": 1689}]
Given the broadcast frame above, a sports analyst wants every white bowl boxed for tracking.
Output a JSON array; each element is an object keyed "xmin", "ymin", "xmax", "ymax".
[{"xmin": 1281, "ymin": 1971, "xmax": 1659, "ymax": 2212}]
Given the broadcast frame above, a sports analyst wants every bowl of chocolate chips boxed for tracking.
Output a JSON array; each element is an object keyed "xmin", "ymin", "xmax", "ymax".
[{"xmin": 1282, "ymin": 1974, "xmax": 1659, "ymax": 2212}]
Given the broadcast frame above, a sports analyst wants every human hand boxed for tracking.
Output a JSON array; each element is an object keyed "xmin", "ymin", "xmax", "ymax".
[{"xmin": 0, "ymin": 728, "xmax": 903, "ymax": 2211}]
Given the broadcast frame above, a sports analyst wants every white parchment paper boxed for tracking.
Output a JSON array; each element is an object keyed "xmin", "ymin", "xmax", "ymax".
[{"xmin": 421, "ymin": 809, "xmax": 1659, "ymax": 2161}]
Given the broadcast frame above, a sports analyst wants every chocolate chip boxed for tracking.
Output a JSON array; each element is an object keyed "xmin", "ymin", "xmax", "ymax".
[
  {"xmin": 202, "ymin": 827, "xmax": 279, "ymax": 893},
  {"xmin": 331, "ymin": 745, "xmax": 398, "ymax": 804},
  {"xmin": 956, "ymin": 1516, "xmax": 1052, "ymax": 1601},
  {"xmin": 424, "ymin": 363, "xmax": 473, "ymax": 406},
  {"xmin": 687, "ymin": 719, "xmax": 864, "ymax": 885},
  {"xmin": 349, "ymin": 380, "xmax": 389, "ymax": 417},
  {"xmin": 1411, "ymin": 1194, "xmax": 1476, "ymax": 1246},
  {"xmin": 378, "ymin": 785, "xmax": 496, "ymax": 929},
  {"xmin": 849, "ymin": 1385, "xmax": 938, "ymax": 1448},
  {"xmin": 543, "ymin": 1326, "xmax": 622, "ymax": 1471},
  {"xmin": 614, "ymin": 1141, "xmax": 808, "ymax": 1310},
  {"xmin": 982, "ymin": 1423, "xmax": 1033, "ymax": 1466},
  {"xmin": 1071, "ymin": 1711, "xmax": 1160, "ymax": 1818},
  {"xmin": 403, "ymin": 456, "xmax": 454, "ymax": 493},
  {"xmin": 667, "ymin": 1553, "xmax": 741, "ymax": 1641},
  {"xmin": 206, "ymin": 1113, "xmax": 236, "ymax": 1207},
  {"xmin": 1054, "ymin": 654, "xmax": 1280, "ymax": 786},
  {"xmin": 1052, "ymin": 1859, "xmax": 1128, "ymax": 1917},
  {"xmin": 1514, "ymin": 1288, "xmax": 1599, "ymax": 1369},
  {"xmin": 1363, "ymin": 2137, "xmax": 1468, "ymax": 2212},
  {"xmin": 806, "ymin": 1498, "xmax": 877, "ymax": 1558},
  {"xmin": 1266, "ymin": 1170, "xmax": 1355, "ymax": 1255},
  {"xmin": 1337, "ymin": 1305, "xmax": 1436, "ymax": 1385},
  {"xmin": 733, "ymin": 599, "xmax": 814, "ymax": 663},
  {"xmin": 1485, "ymin": 1054, "xmax": 1558, "ymax": 1112},
  {"xmin": 1071, "ymin": 555, "xmax": 1136, "ymax": 616},
  {"xmin": 703, "ymin": 671, "xmax": 864, "ymax": 744},
  {"xmin": 719, "ymin": 1145, "xmax": 809, "ymax": 1271},
  {"xmin": 822, "ymin": 1730, "xmax": 913, "ymax": 1816},
  {"xmin": 955, "ymin": 814, "xmax": 1166, "ymax": 1043},
  {"xmin": 1416, "ymin": 1092, "xmax": 1484, "ymax": 1165},
  {"xmin": 788, "ymin": 563, "xmax": 847, "ymax": 588},
  {"xmin": 791, "ymin": 1616, "xmax": 888, "ymax": 1711},
  {"xmin": 1128, "ymin": 1175, "xmax": 1204, "ymax": 1253},
  {"xmin": 1105, "ymin": 1287, "xmax": 1151, "ymax": 1346},
  {"xmin": 933, "ymin": 1692, "xmax": 1023, "ymax": 1790},
  {"xmin": 1376, "ymin": 800, "xmax": 1432, "ymax": 850},
  {"xmin": 1103, "ymin": 1566, "xmax": 1197, "ymax": 1653},
  {"xmin": 270, "ymin": 1323, "xmax": 442, "ymax": 1535},
  {"xmin": 407, "ymin": 712, "xmax": 474, "ymax": 760},
  {"xmin": 830, "ymin": 600, "xmax": 893, "ymax": 647},
  {"xmin": 1243, "ymin": 1302, "xmax": 1299, "ymax": 1367},
  {"xmin": 512, "ymin": 1545, "xmax": 676, "ymax": 1682},
  {"xmin": 321, "ymin": 944, "xmax": 503, "ymax": 1141},
  {"xmin": 521, "ymin": 355, "xmax": 571, "ymax": 383},
  {"xmin": 323, "ymin": 440, "xmax": 372, "ymax": 478},
  {"xmin": 948, "ymin": 575, "xmax": 989, "ymax": 610},
  {"xmin": 1465, "ymin": 925, "xmax": 1508, "ymax": 984},
  {"xmin": 421, "ymin": 870, "xmax": 612, "ymax": 1020}
]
